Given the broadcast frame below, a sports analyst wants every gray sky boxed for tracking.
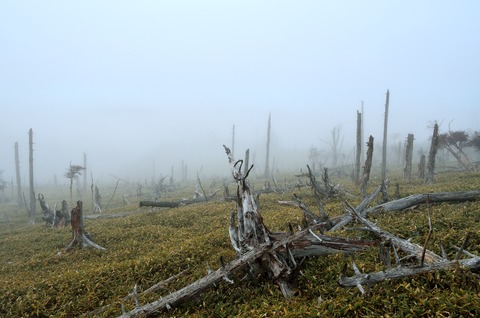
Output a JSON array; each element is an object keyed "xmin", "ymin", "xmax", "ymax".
[{"xmin": 1, "ymin": 1, "xmax": 479, "ymax": 183}]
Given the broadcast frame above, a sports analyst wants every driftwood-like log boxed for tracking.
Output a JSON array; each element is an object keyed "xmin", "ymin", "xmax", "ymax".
[
  {"xmin": 66, "ymin": 201, "xmax": 105, "ymax": 251},
  {"xmin": 339, "ymin": 256, "xmax": 480, "ymax": 287},
  {"xmin": 118, "ymin": 222, "xmax": 373, "ymax": 318},
  {"xmin": 351, "ymin": 206, "xmax": 442, "ymax": 264},
  {"xmin": 116, "ymin": 147, "xmax": 375, "ymax": 317},
  {"xmin": 139, "ymin": 196, "xmax": 211, "ymax": 208},
  {"xmin": 365, "ymin": 191, "xmax": 480, "ymax": 214}
]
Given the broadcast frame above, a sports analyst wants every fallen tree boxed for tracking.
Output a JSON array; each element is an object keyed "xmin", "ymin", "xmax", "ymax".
[
  {"xmin": 115, "ymin": 146, "xmax": 375, "ymax": 317},
  {"xmin": 365, "ymin": 190, "xmax": 480, "ymax": 214}
]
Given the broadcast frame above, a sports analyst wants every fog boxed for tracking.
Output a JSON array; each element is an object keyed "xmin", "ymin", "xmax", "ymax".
[{"xmin": 1, "ymin": 1, "xmax": 479, "ymax": 185}]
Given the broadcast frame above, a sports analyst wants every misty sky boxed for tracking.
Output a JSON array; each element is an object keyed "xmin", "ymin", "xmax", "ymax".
[{"xmin": 1, "ymin": 1, "xmax": 479, "ymax": 183}]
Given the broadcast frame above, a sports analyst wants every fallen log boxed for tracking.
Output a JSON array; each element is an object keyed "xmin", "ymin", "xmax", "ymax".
[
  {"xmin": 365, "ymin": 191, "xmax": 480, "ymax": 214},
  {"xmin": 115, "ymin": 147, "xmax": 376, "ymax": 316},
  {"xmin": 350, "ymin": 205, "xmax": 442, "ymax": 264},
  {"xmin": 118, "ymin": 222, "xmax": 373, "ymax": 317},
  {"xmin": 139, "ymin": 196, "xmax": 210, "ymax": 208},
  {"xmin": 339, "ymin": 256, "xmax": 480, "ymax": 287}
]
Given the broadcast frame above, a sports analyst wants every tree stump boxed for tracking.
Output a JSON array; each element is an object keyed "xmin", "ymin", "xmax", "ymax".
[{"xmin": 66, "ymin": 201, "xmax": 105, "ymax": 251}]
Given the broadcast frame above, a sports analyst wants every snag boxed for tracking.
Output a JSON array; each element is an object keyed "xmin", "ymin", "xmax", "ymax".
[{"xmin": 66, "ymin": 201, "xmax": 105, "ymax": 251}]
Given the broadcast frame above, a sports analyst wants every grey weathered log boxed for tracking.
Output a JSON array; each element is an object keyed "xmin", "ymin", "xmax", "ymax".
[
  {"xmin": 118, "ymin": 222, "xmax": 373, "ymax": 318},
  {"xmin": 350, "ymin": 206, "xmax": 442, "ymax": 264},
  {"xmin": 365, "ymin": 191, "xmax": 480, "ymax": 214},
  {"xmin": 139, "ymin": 195, "xmax": 215, "ymax": 208},
  {"xmin": 339, "ymin": 256, "xmax": 480, "ymax": 287}
]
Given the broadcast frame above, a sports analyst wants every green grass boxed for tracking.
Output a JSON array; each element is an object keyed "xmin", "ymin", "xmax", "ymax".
[{"xmin": 0, "ymin": 171, "xmax": 479, "ymax": 317}]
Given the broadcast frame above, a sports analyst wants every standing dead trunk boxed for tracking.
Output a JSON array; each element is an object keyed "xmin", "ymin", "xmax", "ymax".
[
  {"xmin": 14, "ymin": 142, "xmax": 23, "ymax": 208},
  {"xmin": 264, "ymin": 113, "xmax": 271, "ymax": 179},
  {"xmin": 425, "ymin": 123, "xmax": 439, "ymax": 184},
  {"xmin": 28, "ymin": 128, "xmax": 36, "ymax": 224},
  {"xmin": 404, "ymin": 134, "xmax": 414, "ymax": 180},
  {"xmin": 66, "ymin": 201, "xmax": 105, "ymax": 251},
  {"xmin": 355, "ymin": 110, "xmax": 362, "ymax": 186},
  {"xmin": 381, "ymin": 90, "xmax": 389, "ymax": 181},
  {"xmin": 418, "ymin": 154, "xmax": 426, "ymax": 179},
  {"xmin": 244, "ymin": 149, "xmax": 250, "ymax": 176},
  {"xmin": 361, "ymin": 136, "xmax": 374, "ymax": 199}
]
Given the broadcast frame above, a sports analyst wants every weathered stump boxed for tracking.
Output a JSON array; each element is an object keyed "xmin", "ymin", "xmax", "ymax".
[{"xmin": 66, "ymin": 201, "xmax": 105, "ymax": 251}]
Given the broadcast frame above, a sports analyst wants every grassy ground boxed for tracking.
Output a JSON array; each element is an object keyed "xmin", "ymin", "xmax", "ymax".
[{"xmin": 0, "ymin": 170, "xmax": 479, "ymax": 317}]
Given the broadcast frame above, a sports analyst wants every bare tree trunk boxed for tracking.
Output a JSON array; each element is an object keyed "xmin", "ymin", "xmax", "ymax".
[
  {"xmin": 361, "ymin": 135, "xmax": 374, "ymax": 199},
  {"xmin": 264, "ymin": 113, "xmax": 271, "ymax": 179},
  {"xmin": 244, "ymin": 148, "xmax": 250, "ymax": 176},
  {"xmin": 28, "ymin": 128, "xmax": 36, "ymax": 224},
  {"xmin": 14, "ymin": 141, "xmax": 23, "ymax": 208},
  {"xmin": 404, "ymin": 134, "xmax": 414, "ymax": 180},
  {"xmin": 381, "ymin": 89, "xmax": 389, "ymax": 181},
  {"xmin": 418, "ymin": 154, "xmax": 426, "ymax": 179},
  {"xmin": 425, "ymin": 123, "xmax": 439, "ymax": 184},
  {"xmin": 355, "ymin": 110, "xmax": 362, "ymax": 186}
]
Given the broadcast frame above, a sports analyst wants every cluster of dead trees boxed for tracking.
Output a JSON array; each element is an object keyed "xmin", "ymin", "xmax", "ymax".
[{"xmin": 108, "ymin": 146, "xmax": 479, "ymax": 317}]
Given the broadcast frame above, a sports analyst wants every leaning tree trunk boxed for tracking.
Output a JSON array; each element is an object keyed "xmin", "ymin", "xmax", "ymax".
[
  {"xmin": 66, "ymin": 201, "xmax": 105, "ymax": 251},
  {"xmin": 28, "ymin": 128, "xmax": 36, "ymax": 224},
  {"xmin": 425, "ymin": 123, "xmax": 439, "ymax": 184}
]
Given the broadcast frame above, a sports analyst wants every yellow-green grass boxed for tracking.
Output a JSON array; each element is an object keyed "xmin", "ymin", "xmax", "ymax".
[{"xmin": 0, "ymin": 172, "xmax": 479, "ymax": 317}]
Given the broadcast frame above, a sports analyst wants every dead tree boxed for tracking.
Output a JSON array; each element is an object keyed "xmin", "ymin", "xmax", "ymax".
[
  {"xmin": 65, "ymin": 164, "xmax": 85, "ymax": 205},
  {"xmin": 28, "ymin": 128, "xmax": 36, "ymax": 224},
  {"xmin": 66, "ymin": 201, "xmax": 105, "ymax": 251},
  {"xmin": 355, "ymin": 110, "xmax": 362, "ymax": 186},
  {"xmin": 39, "ymin": 193, "xmax": 54, "ymax": 226},
  {"xmin": 364, "ymin": 190, "xmax": 480, "ymax": 214},
  {"xmin": 361, "ymin": 136, "xmax": 374, "ymax": 199},
  {"xmin": 404, "ymin": 134, "xmax": 414, "ymax": 180},
  {"xmin": 339, "ymin": 208, "xmax": 480, "ymax": 289},
  {"xmin": 425, "ymin": 123, "xmax": 439, "ymax": 184},
  {"xmin": 418, "ymin": 154, "xmax": 426, "ymax": 179},
  {"xmin": 381, "ymin": 89, "xmax": 390, "ymax": 181},
  {"xmin": 438, "ymin": 130, "xmax": 477, "ymax": 173},
  {"xmin": 116, "ymin": 147, "xmax": 374, "ymax": 317},
  {"xmin": 244, "ymin": 149, "xmax": 250, "ymax": 176}
]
